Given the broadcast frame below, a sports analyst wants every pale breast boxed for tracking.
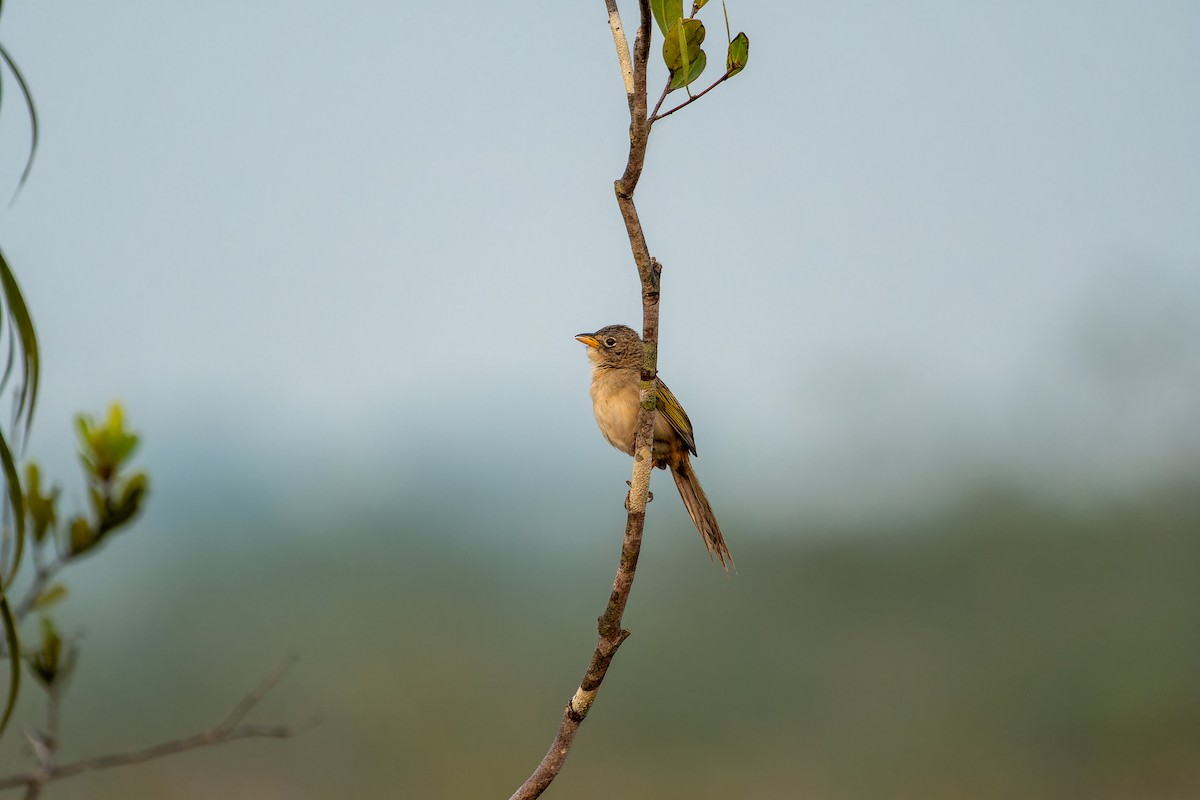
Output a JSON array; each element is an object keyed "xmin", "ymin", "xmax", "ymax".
[
  {"xmin": 590, "ymin": 368, "xmax": 680, "ymax": 462},
  {"xmin": 589, "ymin": 368, "xmax": 640, "ymax": 455}
]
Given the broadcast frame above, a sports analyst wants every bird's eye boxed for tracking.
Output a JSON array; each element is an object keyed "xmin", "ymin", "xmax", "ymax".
[{"xmin": 604, "ymin": 337, "xmax": 617, "ymax": 347}]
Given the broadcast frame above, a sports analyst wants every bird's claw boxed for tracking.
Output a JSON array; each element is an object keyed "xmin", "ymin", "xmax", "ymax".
[{"xmin": 624, "ymin": 480, "xmax": 653, "ymax": 510}]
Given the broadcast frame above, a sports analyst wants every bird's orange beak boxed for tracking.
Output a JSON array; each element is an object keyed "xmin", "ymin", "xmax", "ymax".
[{"xmin": 575, "ymin": 334, "xmax": 600, "ymax": 348}]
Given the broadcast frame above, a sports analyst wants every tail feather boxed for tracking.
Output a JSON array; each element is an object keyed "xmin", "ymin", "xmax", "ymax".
[{"xmin": 671, "ymin": 458, "xmax": 734, "ymax": 572}]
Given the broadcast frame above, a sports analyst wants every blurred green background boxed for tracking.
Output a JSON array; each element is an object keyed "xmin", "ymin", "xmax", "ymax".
[
  {"xmin": 1, "ymin": 1, "xmax": 1198, "ymax": 798},
  {"xmin": 3, "ymin": 476, "xmax": 1197, "ymax": 799}
]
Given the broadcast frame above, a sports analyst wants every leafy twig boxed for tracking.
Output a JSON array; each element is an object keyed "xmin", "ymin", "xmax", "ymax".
[{"xmin": 650, "ymin": 70, "xmax": 732, "ymax": 124}]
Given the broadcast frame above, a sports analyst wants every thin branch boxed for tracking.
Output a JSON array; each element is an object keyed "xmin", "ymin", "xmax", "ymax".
[
  {"xmin": 508, "ymin": 2, "xmax": 659, "ymax": 798},
  {"xmin": 650, "ymin": 71, "xmax": 731, "ymax": 124},
  {"xmin": 604, "ymin": 0, "xmax": 634, "ymax": 101},
  {"xmin": 618, "ymin": 0, "xmax": 653, "ymax": 200},
  {"xmin": 0, "ymin": 657, "xmax": 309, "ymax": 794},
  {"xmin": 11, "ymin": 558, "xmax": 64, "ymax": 622},
  {"xmin": 649, "ymin": 81, "xmax": 671, "ymax": 121}
]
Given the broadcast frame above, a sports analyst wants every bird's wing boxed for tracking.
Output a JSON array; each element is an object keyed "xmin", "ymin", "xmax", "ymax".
[{"xmin": 656, "ymin": 378, "xmax": 697, "ymax": 456}]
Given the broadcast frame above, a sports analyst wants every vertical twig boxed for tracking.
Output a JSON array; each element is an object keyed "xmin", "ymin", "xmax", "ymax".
[
  {"xmin": 604, "ymin": 0, "xmax": 635, "ymax": 103},
  {"xmin": 507, "ymin": 1, "xmax": 658, "ymax": 798}
]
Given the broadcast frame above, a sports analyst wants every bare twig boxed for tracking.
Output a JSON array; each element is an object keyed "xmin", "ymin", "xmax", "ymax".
[
  {"xmin": 0, "ymin": 656, "xmax": 309, "ymax": 794},
  {"xmin": 508, "ymin": 2, "xmax": 661, "ymax": 798},
  {"xmin": 649, "ymin": 81, "xmax": 671, "ymax": 121},
  {"xmin": 604, "ymin": 0, "xmax": 635, "ymax": 101}
]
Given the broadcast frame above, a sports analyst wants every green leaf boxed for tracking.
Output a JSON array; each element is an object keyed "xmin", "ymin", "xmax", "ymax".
[
  {"xmin": 34, "ymin": 583, "xmax": 67, "ymax": 610},
  {"xmin": 668, "ymin": 49, "xmax": 707, "ymax": 91},
  {"xmin": 118, "ymin": 471, "xmax": 149, "ymax": 515},
  {"xmin": 677, "ymin": 19, "xmax": 691, "ymax": 92},
  {"xmin": 0, "ymin": 42, "xmax": 39, "ymax": 199},
  {"xmin": 27, "ymin": 616, "xmax": 61, "ymax": 688},
  {"xmin": 662, "ymin": 18, "xmax": 705, "ymax": 72},
  {"xmin": 650, "ymin": 0, "xmax": 684, "ymax": 37},
  {"xmin": 0, "ymin": 597, "xmax": 17, "ymax": 740},
  {"xmin": 69, "ymin": 517, "xmax": 93, "ymax": 556},
  {"xmin": 0, "ymin": 247, "xmax": 39, "ymax": 434},
  {"xmin": 101, "ymin": 471, "xmax": 148, "ymax": 535},
  {"xmin": 726, "ymin": 31, "xmax": 749, "ymax": 76},
  {"xmin": 77, "ymin": 403, "xmax": 140, "ymax": 481},
  {"xmin": 694, "ymin": 0, "xmax": 709, "ymax": 8},
  {"xmin": 24, "ymin": 462, "xmax": 58, "ymax": 544},
  {"xmin": 0, "ymin": 433, "xmax": 25, "ymax": 588}
]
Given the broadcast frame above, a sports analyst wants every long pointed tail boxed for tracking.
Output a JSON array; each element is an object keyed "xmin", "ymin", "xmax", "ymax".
[{"xmin": 671, "ymin": 457, "xmax": 734, "ymax": 572}]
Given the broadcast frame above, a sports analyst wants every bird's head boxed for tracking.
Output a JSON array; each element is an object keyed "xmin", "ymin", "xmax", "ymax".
[{"xmin": 575, "ymin": 324, "xmax": 642, "ymax": 369}]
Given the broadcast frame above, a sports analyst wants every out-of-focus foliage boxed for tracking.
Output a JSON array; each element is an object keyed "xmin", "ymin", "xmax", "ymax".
[
  {"xmin": 28, "ymin": 616, "xmax": 77, "ymax": 691},
  {"xmin": 12, "ymin": 476, "xmax": 1194, "ymax": 799},
  {"xmin": 0, "ymin": 24, "xmax": 41, "ymax": 197},
  {"xmin": 23, "ymin": 464, "xmax": 57, "ymax": 545},
  {"xmin": 0, "ymin": 5, "xmax": 43, "ymax": 742},
  {"xmin": 0, "ymin": 250, "xmax": 39, "ymax": 743},
  {"xmin": 0, "ymin": 406, "xmax": 148, "ymax": 752},
  {"xmin": 69, "ymin": 404, "xmax": 149, "ymax": 555},
  {"xmin": 25, "ymin": 403, "xmax": 148, "ymax": 564}
]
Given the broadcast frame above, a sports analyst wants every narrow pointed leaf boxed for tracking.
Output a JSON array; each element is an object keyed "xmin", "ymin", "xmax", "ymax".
[
  {"xmin": 0, "ymin": 42, "xmax": 39, "ymax": 200},
  {"xmin": 0, "ymin": 432, "xmax": 25, "ymax": 588},
  {"xmin": 0, "ymin": 597, "xmax": 17, "ymax": 740},
  {"xmin": 0, "ymin": 248, "xmax": 38, "ymax": 433},
  {"xmin": 650, "ymin": 0, "xmax": 684, "ymax": 37},
  {"xmin": 726, "ymin": 31, "xmax": 749, "ymax": 76},
  {"xmin": 1, "ymin": 313, "xmax": 13, "ymax": 397}
]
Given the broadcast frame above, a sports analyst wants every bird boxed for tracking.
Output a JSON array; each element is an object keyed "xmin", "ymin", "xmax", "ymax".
[{"xmin": 575, "ymin": 324, "xmax": 733, "ymax": 571}]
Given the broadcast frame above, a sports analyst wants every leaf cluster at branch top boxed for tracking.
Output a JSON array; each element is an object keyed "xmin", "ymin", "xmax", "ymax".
[
  {"xmin": 68, "ymin": 404, "xmax": 148, "ymax": 556},
  {"xmin": 22, "ymin": 403, "xmax": 149, "ymax": 567},
  {"xmin": 650, "ymin": 0, "xmax": 749, "ymax": 95},
  {"xmin": 14, "ymin": 406, "xmax": 148, "ymax": 707},
  {"xmin": 77, "ymin": 404, "xmax": 139, "ymax": 483}
]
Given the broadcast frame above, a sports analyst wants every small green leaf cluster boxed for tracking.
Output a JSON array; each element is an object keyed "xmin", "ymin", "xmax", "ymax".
[
  {"xmin": 28, "ymin": 617, "xmax": 76, "ymax": 691},
  {"xmin": 16, "ymin": 404, "xmax": 149, "ymax": 694},
  {"xmin": 23, "ymin": 463, "xmax": 58, "ymax": 546},
  {"xmin": 651, "ymin": 0, "xmax": 749, "ymax": 94},
  {"xmin": 69, "ymin": 404, "xmax": 149, "ymax": 556}
]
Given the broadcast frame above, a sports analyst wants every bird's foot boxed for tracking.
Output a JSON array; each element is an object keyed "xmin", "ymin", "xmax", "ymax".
[{"xmin": 624, "ymin": 480, "xmax": 653, "ymax": 511}]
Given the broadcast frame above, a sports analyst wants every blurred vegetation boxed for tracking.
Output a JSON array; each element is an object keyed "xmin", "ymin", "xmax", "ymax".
[
  {"xmin": 0, "ymin": 405, "xmax": 149, "ymax": 795},
  {"xmin": 2, "ymin": 471, "xmax": 1192, "ymax": 799},
  {"xmin": 0, "ymin": 0, "xmax": 45, "ymax": 743}
]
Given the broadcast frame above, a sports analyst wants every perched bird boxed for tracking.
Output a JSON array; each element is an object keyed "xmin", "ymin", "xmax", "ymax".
[{"xmin": 575, "ymin": 324, "xmax": 733, "ymax": 570}]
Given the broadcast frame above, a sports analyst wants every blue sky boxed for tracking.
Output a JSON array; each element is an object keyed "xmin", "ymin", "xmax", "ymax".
[{"xmin": 1, "ymin": 1, "xmax": 1198, "ymax": 522}]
